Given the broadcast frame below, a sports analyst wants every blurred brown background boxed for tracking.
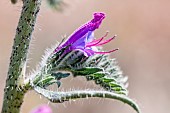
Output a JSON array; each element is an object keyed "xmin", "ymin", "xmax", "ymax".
[{"xmin": 0, "ymin": 0, "xmax": 170, "ymax": 113}]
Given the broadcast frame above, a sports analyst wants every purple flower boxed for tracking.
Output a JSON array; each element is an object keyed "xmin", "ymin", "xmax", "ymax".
[
  {"xmin": 55, "ymin": 12, "xmax": 118, "ymax": 57},
  {"xmin": 30, "ymin": 105, "xmax": 52, "ymax": 113}
]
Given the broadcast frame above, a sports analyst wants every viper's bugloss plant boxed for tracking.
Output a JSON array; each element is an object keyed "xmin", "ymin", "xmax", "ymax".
[{"xmin": 1, "ymin": 0, "xmax": 140, "ymax": 113}]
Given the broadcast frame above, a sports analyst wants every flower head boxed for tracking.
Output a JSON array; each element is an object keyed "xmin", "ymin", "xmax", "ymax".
[{"xmin": 55, "ymin": 12, "xmax": 118, "ymax": 57}]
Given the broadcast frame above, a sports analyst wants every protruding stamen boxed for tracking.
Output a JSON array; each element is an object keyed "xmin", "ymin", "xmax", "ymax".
[
  {"xmin": 86, "ymin": 31, "xmax": 109, "ymax": 47},
  {"xmin": 95, "ymin": 35, "xmax": 116, "ymax": 46},
  {"xmin": 101, "ymin": 31, "xmax": 109, "ymax": 38},
  {"xmin": 86, "ymin": 37, "xmax": 104, "ymax": 47}
]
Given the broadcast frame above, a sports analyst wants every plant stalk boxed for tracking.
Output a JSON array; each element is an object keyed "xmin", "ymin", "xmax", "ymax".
[{"xmin": 1, "ymin": 0, "xmax": 42, "ymax": 112}]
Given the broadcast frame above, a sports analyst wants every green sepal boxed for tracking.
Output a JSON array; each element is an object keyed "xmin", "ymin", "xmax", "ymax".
[
  {"xmin": 36, "ymin": 75, "xmax": 55, "ymax": 87},
  {"xmin": 56, "ymin": 80, "xmax": 61, "ymax": 87},
  {"xmin": 72, "ymin": 67, "xmax": 103, "ymax": 76},
  {"xmin": 101, "ymin": 77, "xmax": 116, "ymax": 83},
  {"xmin": 91, "ymin": 72, "xmax": 106, "ymax": 78},
  {"xmin": 51, "ymin": 72, "xmax": 70, "ymax": 80}
]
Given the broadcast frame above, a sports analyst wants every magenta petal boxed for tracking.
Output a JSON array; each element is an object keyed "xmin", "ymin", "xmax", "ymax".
[
  {"xmin": 73, "ymin": 48, "xmax": 94, "ymax": 57},
  {"xmin": 30, "ymin": 105, "xmax": 52, "ymax": 113},
  {"xmin": 54, "ymin": 12, "xmax": 117, "ymax": 57},
  {"xmin": 60, "ymin": 12, "xmax": 105, "ymax": 47}
]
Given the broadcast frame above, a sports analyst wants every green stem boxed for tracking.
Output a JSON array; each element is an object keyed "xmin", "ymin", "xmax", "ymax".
[
  {"xmin": 1, "ymin": 0, "xmax": 42, "ymax": 113},
  {"xmin": 34, "ymin": 86, "xmax": 140, "ymax": 113}
]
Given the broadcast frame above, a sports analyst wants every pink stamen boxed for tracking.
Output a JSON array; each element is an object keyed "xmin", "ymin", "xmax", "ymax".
[
  {"xmin": 86, "ymin": 31, "xmax": 109, "ymax": 47},
  {"xmin": 95, "ymin": 35, "xmax": 116, "ymax": 46},
  {"xmin": 94, "ymin": 48, "xmax": 119, "ymax": 54},
  {"xmin": 86, "ymin": 37, "xmax": 104, "ymax": 47}
]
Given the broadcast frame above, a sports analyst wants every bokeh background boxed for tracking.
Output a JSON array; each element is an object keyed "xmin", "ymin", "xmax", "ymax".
[{"xmin": 0, "ymin": 0, "xmax": 170, "ymax": 113}]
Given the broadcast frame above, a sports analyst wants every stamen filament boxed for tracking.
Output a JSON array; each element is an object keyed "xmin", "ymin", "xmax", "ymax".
[
  {"xmin": 95, "ymin": 35, "xmax": 116, "ymax": 46},
  {"xmin": 86, "ymin": 31, "xmax": 109, "ymax": 47},
  {"xmin": 86, "ymin": 37, "xmax": 104, "ymax": 47}
]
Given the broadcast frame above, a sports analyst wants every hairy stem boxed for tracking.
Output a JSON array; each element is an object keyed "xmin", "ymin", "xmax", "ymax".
[
  {"xmin": 1, "ymin": 0, "xmax": 42, "ymax": 113},
  {"xmin": 34, "ymin": 86, "xmax": 140, "ymax": 113}
]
